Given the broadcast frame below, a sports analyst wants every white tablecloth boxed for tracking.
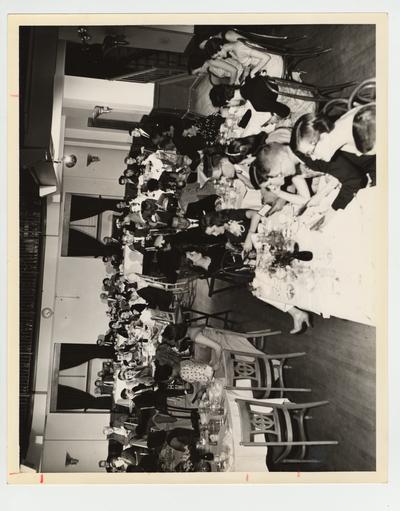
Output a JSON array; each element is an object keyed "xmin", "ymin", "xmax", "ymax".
[
  {"xmin": 252, "ymin": 187, "xmax": 377, "ymax": 325},
  {"xmin": 196, "ymin": 327, "xmax": 286, "ymax": 472},
  {"xmin": 123, "ymin": 246, "xmax": 144, "ymax": 279}
]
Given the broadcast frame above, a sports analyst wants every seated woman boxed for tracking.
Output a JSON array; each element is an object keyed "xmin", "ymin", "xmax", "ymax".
[
  {"xmin": 199, "ymin": 31, "xmax": 287, "ymax": 78},
  {"xmin": 190, "ymin": 46, "xmax": 246, "ymax": 86},
  {"xmin": 291, "ymin": 104, "xmax": 376, "ymax": 162},
  {"xmin": 155, "ymin": 327, "xmax": 225, "ymax": 385},
  {"xmin": 210, "ymin": 76, "xmax": 290, "ymax": 121},
  {"xmin": 199, "ymin": 208, "xmax": 262, "ymax": 254},
  {"xmin": 183, "ymin": 244, "xmax": 227, "ymax": 276}
]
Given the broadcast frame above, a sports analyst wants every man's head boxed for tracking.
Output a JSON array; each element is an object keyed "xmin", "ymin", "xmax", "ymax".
[
  {"xmin": 290, "ymin": 113, "xmax": 335, "ymax": 160},
  {"xmin": 250, "ymin": 143, "xmax": 297, "ymax": 189}
]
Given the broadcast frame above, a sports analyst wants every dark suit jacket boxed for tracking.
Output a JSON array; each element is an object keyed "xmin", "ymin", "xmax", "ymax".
[
  {"xmin": 298, "ymin": 150, "xmax": 374, "ymax": 210},
  {"xmin": 240, "ymin": 76, "xmax": 290, "ymax": 117}
]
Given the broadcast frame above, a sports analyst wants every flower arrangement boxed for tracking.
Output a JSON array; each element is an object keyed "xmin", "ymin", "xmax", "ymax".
[
  {"xmin": 227, "ymin": 220, "xmax": 245, "ymax": 237},
  {"xmin": 258, "ymin": 230, "xmax": 313, "ymax": 277}
]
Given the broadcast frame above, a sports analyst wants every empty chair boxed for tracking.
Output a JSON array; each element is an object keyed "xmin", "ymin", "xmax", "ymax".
[
  {"xmin": 182, "ymin": 307, "xmax": 235, "ymax": 329},
  {"xmin": 223, "ymin": 349, "xmax": 310, "ymax": 398},
  {"xmin": 235, "ymin": 398, "xmax": 338, "ymax": 464},
  {"xmin": 347, "ymin": 78, "xmax": 375, "ymax": 110},
  {"xmin": 265, "ymin": 77, "xmax": 358, "ymax": 103}
]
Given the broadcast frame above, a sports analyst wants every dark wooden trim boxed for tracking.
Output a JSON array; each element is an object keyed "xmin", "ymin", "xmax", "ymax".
[
  {"xmin": 61, "ymin": 193, "xmax": 72, "ymax": 257},
  {"xmin": 87, "ymin": 117, "xmax": 140, "ymax": 132},
  {"xmin": 49, "ymin": 344, "xmax": 61, "ymax": 412}
]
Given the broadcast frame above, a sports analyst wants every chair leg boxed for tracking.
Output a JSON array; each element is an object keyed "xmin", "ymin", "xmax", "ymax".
[
  {"xmin": 319, "ymin": 80, "xmax": 358, "ymax": 95},
  {"xmin": 266, "ymin": 352, "xmax": 306, "ymax": 359},
  {"xmin": 207, "ymin": 277, "xmax": 216, "ymax": 297},
  {"xmin": 285, "ymin": 400, "xmax": 330, "ymax": 410}
]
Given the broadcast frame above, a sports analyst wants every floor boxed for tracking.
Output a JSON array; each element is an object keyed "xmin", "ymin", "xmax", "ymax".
[{"xmin": 188, "ymin": 24, "xmax": 376, "ymax": 472}]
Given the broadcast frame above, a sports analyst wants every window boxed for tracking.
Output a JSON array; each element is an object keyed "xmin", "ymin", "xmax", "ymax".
[
  {"xmin": 50, "ymin": 343, "xmax": 114, "ymax": 413},
  {"xmin": 61, "ymin": 193, "xmax": 121, "ymax": 256}
]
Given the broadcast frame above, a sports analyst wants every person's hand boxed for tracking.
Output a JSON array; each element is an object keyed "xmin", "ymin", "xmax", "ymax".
[
  {"xmin": 242, "ymin": 236, "xmax": 253, "ymax": 254},
  {"xmin": 154, "ymin": 235, "xmax": 165, "ymax": 248},
  {"xmin": 249, "ymin": 53, "xmax": 271, "ymax": 77},
  {"xmin": 264, "ymin": 176, "xmax": 285, "ymax": 188}
]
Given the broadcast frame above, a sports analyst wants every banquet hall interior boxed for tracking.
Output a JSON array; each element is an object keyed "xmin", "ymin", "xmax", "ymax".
[{"xmin": 18, "ymin": 23, "xmax": 377, "ymax": 474}]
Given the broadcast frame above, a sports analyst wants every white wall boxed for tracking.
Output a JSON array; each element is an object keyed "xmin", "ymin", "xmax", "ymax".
[
  {"xmin": 45, "ymin": 413, "xmax": 110, "ymax": 440},
  {"xmin": 63, "ymin": 75, "xmax": 154, "ymax": 114},
  {"xmin": 53, "ymin": 257, "xmax": 110, "ymax": 343},
  {"xmin": 62, "ymin": 144, "xmax": 126, "ymax": 197},
  {"xmin": 42, "ymin": 440, "xmax": 109, "ymax": 473},
  {"xmin": 59, "ymin": 25, "xmax": 193, "ymax": 53}
]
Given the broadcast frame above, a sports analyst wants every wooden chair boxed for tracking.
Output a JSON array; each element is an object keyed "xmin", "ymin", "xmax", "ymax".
[
  {"xmin": 212, "ymin": 328, "xmax": 282, "ymax": 351},
  {"xmin": 203, "ymin": 252, "xmax": 255, "ymax": 298},
  {"xmin": 223, "ymin": 349, "xmax": 310, "ymax": 399},
  {"xmin": 235, "ymin": 398, "xmax": 338, "ymax": 464},
  {"xmin": 243, "ymin": 329, "xmax": 282, "ymax": 351},
  {"xmin": 347, "ymin": 78, "xmax": 375, "ymax": 109},
  {"xmin": 182, "ymin": 307, "xmax": 235, "ymax": 329},
  {"xmin": 265, "ymin": 77, "xmax": 358, "ymax": 103},
  {"xmin": 321, "ymin": 97, "xmax": 349, "ymax": 121}
]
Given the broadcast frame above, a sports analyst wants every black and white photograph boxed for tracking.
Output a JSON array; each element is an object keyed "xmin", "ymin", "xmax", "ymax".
[{"xmin": 11, "ymin": 14, "xmax": 386, "ymax": 481}]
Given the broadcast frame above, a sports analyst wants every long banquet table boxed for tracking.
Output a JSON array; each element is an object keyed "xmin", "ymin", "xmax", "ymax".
[
  {"xmin": 192, "ymin": 327, "xmax": 287, "ymax": 472},
  {"xmin": 251, "ymin": 187, "xmax": 376, "ymax": 325}
]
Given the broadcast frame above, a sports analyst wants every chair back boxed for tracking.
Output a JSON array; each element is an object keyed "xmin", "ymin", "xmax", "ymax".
[
  {"xmin": 223, "ymin": 350, "xmax": 272, "ymax": 397},
  {"xmin": 348, "ymin": 78, "xmax": 376, "ymax": 110},
  {"xmin": 235, "ymin": 398, "xmax": 285, "ymax": 444}
]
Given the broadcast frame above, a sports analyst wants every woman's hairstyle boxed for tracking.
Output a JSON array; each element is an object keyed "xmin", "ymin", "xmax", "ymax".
[
  {"xmin": 209, "ymin": 84, "xmax": 236, "ymax": 108},
  {"xmin": 162, "ymin": 323, "xmax": 188, "ymax": 343},
  {"xmin": 120, "ymin": 389, "xmax": 130, "ymax": 400},
  {"xmin": 199, "ymin": 210, "xmax": 230, "ymax": 231},
  {"xmin": 352, "ymin": 104, "xmax": 376, "ymax": 153},
  {"xmin": 226, "ymin": 133, "xmax": 267, "ymax": 163},
  {"xmin": 141, "ymin": 199, "xmax": 158, "ymax": 216},
  {"xmin": 290, "ymin": 113, "xmax": 335, "ymax": 154},
  {"xmin": 146, "ymin": 178, "xmax": 159, "ymax": 192},
  {"xmin": 204, "ymin": 37, "xmax": 224, "ymax": 58},
  {"xmin": 187, "ymin": 50, "xmax": 207, "ymax": 74}
]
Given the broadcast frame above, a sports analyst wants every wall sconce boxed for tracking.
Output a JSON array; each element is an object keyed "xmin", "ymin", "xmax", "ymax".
[
  {"xmin": 92, "ymin": 105, "xmax": 113, "ymax": 120},
  {"xmin": 87, "ymin": 154, "xmax": 101, "ymax": 166},
  {"xmin": 65, "ymin": 452, "xmax": 79, "ymax": 467},
  {"xmin": 41, "ymin": 307, "xmax": 54, "ymax": 319}
]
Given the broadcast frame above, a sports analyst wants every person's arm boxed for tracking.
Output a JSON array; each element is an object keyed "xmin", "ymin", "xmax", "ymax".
[
  {"xmin": 248, "ymin": 51, "xmax": 271, "ymax": 77},
  {"xmin": 192, "ymin": 332, "xmax": 222, "ymax": 370},
  {"xmin": 209, "ymin": 58, "xmax": 238, "ymax": 81},
  {"xmin": 235, "ymin": 167, "xmax": 254, "ymax": 189},
  {"xmin": 243, "ymin": 210, "xmax": 262, "ymax": 253}
]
